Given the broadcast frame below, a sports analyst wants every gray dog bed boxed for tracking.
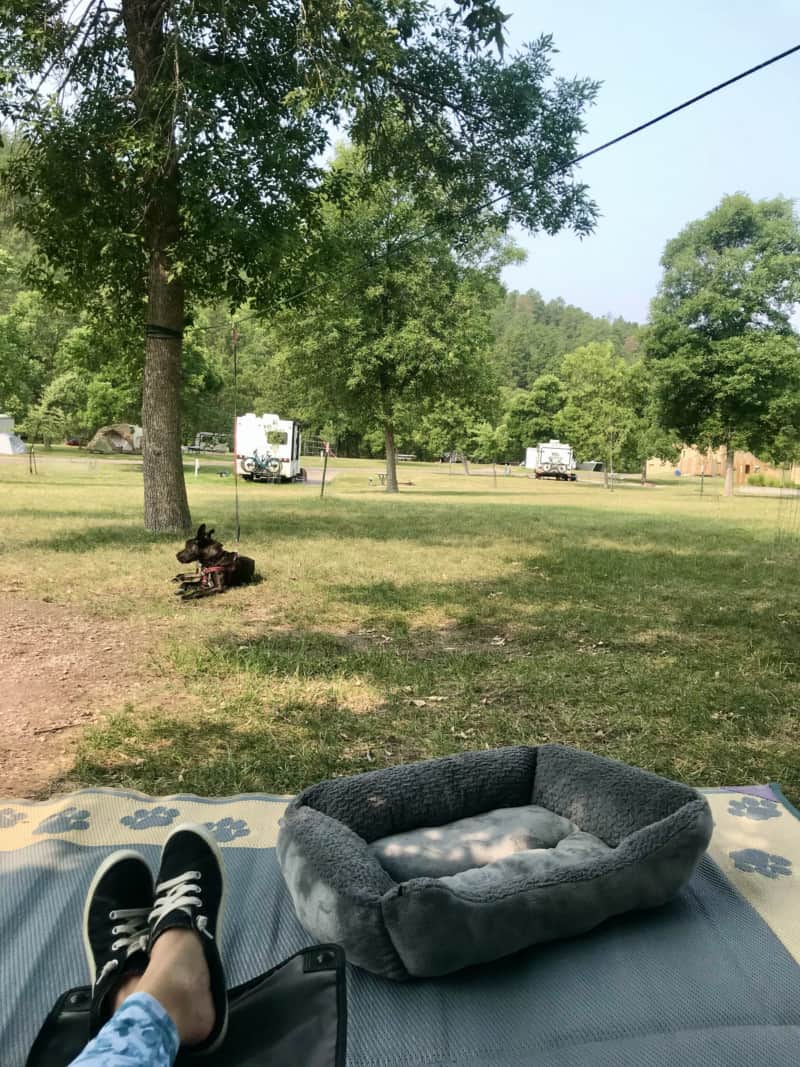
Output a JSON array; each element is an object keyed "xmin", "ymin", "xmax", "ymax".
[{"xmin": 277, "ymin": 745, "xmax": 713, "ymax": 980}]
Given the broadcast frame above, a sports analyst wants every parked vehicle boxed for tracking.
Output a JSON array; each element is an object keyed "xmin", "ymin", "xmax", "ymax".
[
  {"xmin": 235, "ymin": 413, "xmax": 306, "ymax": 483},
  {"xmin": 524, "ymin": 439, "xmax": 577, "ymax": 481},
  {"xmin": 187, "ymin": 432, "xmax": 229, "ymax": 453}
]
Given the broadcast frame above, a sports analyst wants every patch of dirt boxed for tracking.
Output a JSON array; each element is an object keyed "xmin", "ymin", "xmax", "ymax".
[{"xmin": 0, "ymin": 596, "xmax": 160, "ymax": 798}]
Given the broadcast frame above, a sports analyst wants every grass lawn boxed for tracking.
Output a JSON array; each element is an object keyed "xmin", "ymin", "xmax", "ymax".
[{"xmin": 3, "ymin": 452, "xmax": 799, "ymax": 801}]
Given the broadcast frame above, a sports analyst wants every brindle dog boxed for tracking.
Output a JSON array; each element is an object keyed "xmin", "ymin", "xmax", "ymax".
[{"xmin": 173, "ymin": 524, "xmax": 256, "ymax": 600}]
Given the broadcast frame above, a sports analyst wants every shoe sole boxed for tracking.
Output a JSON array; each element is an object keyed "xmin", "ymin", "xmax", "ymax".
[
  {"xmin": 158, "ymin": 822, "xmax": 229, "ymax": 1055},
  {"xmin": 82, "ymin": 849, "xmax": 153, "ymax": 986}
]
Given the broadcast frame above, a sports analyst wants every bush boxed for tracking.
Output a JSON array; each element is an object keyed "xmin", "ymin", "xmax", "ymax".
[{"xmin": 747, "ymin": 473, "xmax": 800, "ymax": 489}]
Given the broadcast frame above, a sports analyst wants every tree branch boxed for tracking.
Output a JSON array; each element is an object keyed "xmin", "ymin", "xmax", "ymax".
[{"xmin": 32, "ymin": 0, "xmax": 104, "ymax": 97}]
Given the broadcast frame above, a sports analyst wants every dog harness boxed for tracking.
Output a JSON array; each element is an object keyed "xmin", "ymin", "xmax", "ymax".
[{"xmin": 201, "ymin": 553, "xmax": 238, "ymax": 587}]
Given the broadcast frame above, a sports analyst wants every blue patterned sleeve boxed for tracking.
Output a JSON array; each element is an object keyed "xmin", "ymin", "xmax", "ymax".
[{"xmin": 69, "ymin": 992, "xmax": 179, "ymax": 1067}]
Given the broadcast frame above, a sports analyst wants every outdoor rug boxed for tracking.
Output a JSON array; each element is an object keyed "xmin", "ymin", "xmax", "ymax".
[{"xmin": 1, "ymin": 784, "xmax": 799, "ymax": 1066}]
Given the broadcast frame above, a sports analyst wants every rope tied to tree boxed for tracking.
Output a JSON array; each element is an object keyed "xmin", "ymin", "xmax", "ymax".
[{"xmin": 145, "ymin": 323, "xmax": 184, "ymax": 339}]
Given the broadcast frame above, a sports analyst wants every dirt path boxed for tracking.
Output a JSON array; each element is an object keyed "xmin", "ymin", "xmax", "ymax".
[{"xmin": 0, "ymin": 596, "xmax": 157, "ymax": 798}]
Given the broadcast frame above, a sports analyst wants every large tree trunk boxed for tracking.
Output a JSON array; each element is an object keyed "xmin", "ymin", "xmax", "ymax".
[
  {"xmin": 384, "ymin": 421, "xmax": 399, "ymax": 493},
  {"xmin": 641, "ymin": 458, "xmax": 648, "ymax": 485},
  {"xmin": 123, "ymin": 0, "xmax": 191, "ymax": 533},
  {"xmin": 461, "ymin": 453, "xmax": 470, "ymax": 475},
  {"xmin": 142, "ymin": 249, "xmax": 191, "ymax": 532},
  {"xmin": 724, "ymin": 443, "xmax": 735, "ymax": 498}
]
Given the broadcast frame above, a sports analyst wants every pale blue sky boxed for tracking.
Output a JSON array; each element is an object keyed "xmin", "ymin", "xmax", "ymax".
[{"xmin": 499, "ymin": 0, "xmax": 800, "ymax": 322}]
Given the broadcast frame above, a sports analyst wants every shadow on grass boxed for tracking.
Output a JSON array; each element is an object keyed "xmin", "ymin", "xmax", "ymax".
[
  {"xmin": 178, "ymin": 626, "xmax": 498, "ymax": 688},
  {"xmin": 73, "ymin": 698, "xmax": 434, "ymax": 796},
  {"xmin": 326, "ymin": 539, "xmax": 799, "ymax": 652},
  {"xmin": 25, "ymin": 492, "xmax": 796, "ymax": 556},
  {"xmin": 28, "ymin": 525, "xmax": 177, "ymax": 552},
  {"xmin": 73, "ymin": 612, "xmax": 800, "ymax": 797},
  {"xmin": 8, "ymin": 507, "xmax": 138, "ymax": 522}
]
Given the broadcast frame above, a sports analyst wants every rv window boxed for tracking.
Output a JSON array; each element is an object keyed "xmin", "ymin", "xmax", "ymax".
[{"xmin": 266, "ymin": 431, "xmax": 288, "ymax": 445}]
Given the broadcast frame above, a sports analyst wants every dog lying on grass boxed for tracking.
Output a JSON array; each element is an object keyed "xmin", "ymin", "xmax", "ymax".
[{"xmin": 173, "ymin": 523, "xmax": 256, "ymax": 600}]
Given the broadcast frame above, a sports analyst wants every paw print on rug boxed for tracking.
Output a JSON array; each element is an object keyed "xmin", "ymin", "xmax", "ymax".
[
  {"xmin": 730, "ymin": 848, "xmax": 792, "ymax": 880},
  {"xmin": 120, "ymin": 806, "xmax": 180, "ymax": 830},
  {"xmin": 728, "ymin": 796, "xmax": 782, "ymax": 821},
  {"xmin": 204, "ymin": 817, "xmax": 250, "ymax": 843},
  {"xmin": 0, "ymin": 808, "xmax": 27, "ymax": 829},
  {"xmin": 33, "ymin": 807, "xmax": 90, "ymax": 835}
]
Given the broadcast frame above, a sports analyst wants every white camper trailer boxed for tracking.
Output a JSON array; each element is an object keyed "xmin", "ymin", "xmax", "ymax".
[
  {"xmin": 524, "ymin": 440, "xmax": 577, "ymax": 481},
  {"xmin": 0, "ymin": 413, "xmax": 27, "ymax": 455},
  {"xmin": 234, "ymin": 413, "xmax": 306, "ymax": 483}
]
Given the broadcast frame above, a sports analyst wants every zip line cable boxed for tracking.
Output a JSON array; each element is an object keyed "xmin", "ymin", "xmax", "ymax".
[
  {"xmin": 546, "ymin": 41, "xmax": 800, "ymax": 175},
  {"xmin": 189, "ymin": 40, "xmax": 800, "ymax": 336}
]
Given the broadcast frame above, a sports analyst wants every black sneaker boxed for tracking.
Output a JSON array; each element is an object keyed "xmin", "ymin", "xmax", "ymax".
[
  {"xmin": 148, "ymin": 823, "xmax": 228, "ymax": 1054},
  {"xmin": 83, "ymin": 850, "xmax": 153, "ymax": 1036}
]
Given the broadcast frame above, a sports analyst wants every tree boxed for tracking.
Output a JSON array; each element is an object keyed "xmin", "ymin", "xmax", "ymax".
[
  {"xmin": 471, "ymin": 419, "xmax": 510, "ymax": 482},
  {"xmin": 645, "ymin": 194, "xmax": 800, "ymax": 495},
  {"xmin": 19, "ymin": 397, "xmax": 65, "ymax": 449},
  {"xmin": 624, "ymin": 360, "xmax": 680, "ymax": 483},
  {"xmin": 270, "ymin": 148, "xmax": 510, "ymax": 491},
  {"xmin": 556, "ymin": 342, "xmax": 633, "ymax": 487},
  {"xmin": 1, "ymin": 3, "xmax": 597, "ymax": 530},
  {"xmin": 501, "ymin": 373, "xmax": 565, "ymax": 460},
  {"xmin": 0, "ymin": 289, "xmax": 74, "ymax": 420},
  {"xmin": 414, "ymin": 394, "xmax": 498, "ymax": 473}
]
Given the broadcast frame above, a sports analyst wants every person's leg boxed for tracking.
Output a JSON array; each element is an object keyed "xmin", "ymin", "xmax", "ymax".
[
  {"xmin": 69, "ymin": 825, "xmax": 227, "ymax": 1066},
  {"xmin": 136, "ymin": 929, "xmax": 215, "ymax": 1045},
  {"xmin": 146, "ymin": 823, "xmax": 228, "ymax": 1054},
  {"xmin": 68, "ymin": 928, "xmax": 215, "ymax": 1066},
  {"xmin": 67, "ymin": 991, "xmax": 178, "ymax": 1067}
]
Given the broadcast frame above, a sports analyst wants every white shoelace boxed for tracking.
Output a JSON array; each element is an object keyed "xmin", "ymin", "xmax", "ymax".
[
  {"xmin": 149, "ymin": 869, "xmax": 212, "ymax": 938},
  {"xmin": 96, "ymin": 907, "xmax": 150, "ymax": 983}
]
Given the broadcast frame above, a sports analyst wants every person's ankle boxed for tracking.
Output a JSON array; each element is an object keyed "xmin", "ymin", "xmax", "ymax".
[
  {"xmin": 112, "ymin": 972, "xmax": 142, "ymax": 1013},
  {"xmin": 138, "ymin": 930, "xmax": 215, "ymax": 1046}
]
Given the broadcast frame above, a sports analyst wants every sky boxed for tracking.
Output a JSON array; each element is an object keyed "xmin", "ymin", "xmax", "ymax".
[{"xmin": 498, "ymin": 0, "xmax": 800, "ymax": 322}]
